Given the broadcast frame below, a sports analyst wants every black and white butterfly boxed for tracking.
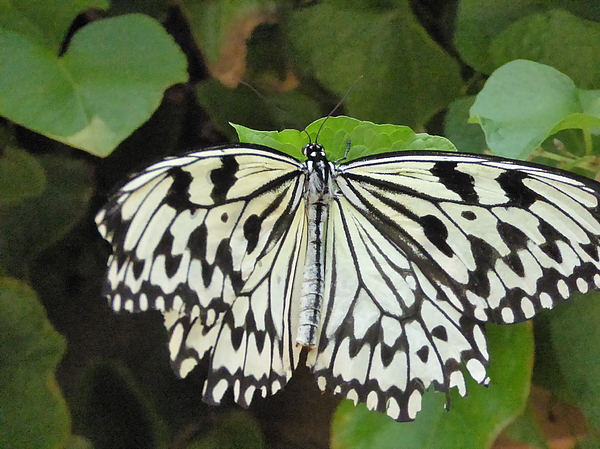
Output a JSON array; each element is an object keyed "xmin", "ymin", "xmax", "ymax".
[{"xmin": 96, "ymin": 124, "xmax": 600, "ymax": 422}]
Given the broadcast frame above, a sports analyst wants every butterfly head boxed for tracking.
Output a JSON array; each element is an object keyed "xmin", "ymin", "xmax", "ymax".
[{"xmin": 303, "ymin": 143, "xmax": 327, "ymax": 161}]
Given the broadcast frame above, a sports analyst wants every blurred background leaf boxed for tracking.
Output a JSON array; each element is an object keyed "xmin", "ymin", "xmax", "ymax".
[{"xmin": 0, "ymin": 278, "xmax": 70, "ymax": 449}]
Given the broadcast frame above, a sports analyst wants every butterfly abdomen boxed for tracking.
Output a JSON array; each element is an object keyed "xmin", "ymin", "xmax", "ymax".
[{"xmin": 298, "ymin": 145, "xmax": 334, "ymax": 347}]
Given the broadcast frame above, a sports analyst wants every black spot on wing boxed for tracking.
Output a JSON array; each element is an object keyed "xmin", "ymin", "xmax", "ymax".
[
  {"xmin": 461, "ymin": 210, "xmax": 477, "ymax": 221},
  {"xmin": 156, "ymin": 230, "xmax": 184, "ymax": 278},
  {"xmin": 416, "ymin": 346, "xmax": 429, "ymax": 363},
  {"xmin": 243, "ymin": 215, "xmax": 261, "ymax": 254},
  {"xmin": 537, "ymin": 219, "xmax": 567, "ymax": 263},
  {"xmin": 253, "ymin": 329, "xmax": 266, "ymax": 353},
  {"xmin": 431, "ymin": 162, "xmax": 478, "ymax": 203},
  {"xmin": 431, "ymin": 325, "xmax": 448, "ymax": 341},
  {"xmin": 210, "ymin": 156, "xmax": 239, "ymax": 203},
  {"xmin": 496, "ymin": 222, "xmax": 527, "ymax": 276},
  {"xmin": 165, "ymin": 167, "xmax": 196, "ymax": 211},
  {"xmin": 421, "ymin": 214, "xmax": 453, "ymax": 257},
  {"xmin": 380, "ymin": 344, "xmax": 395, "ymax": 367},
  {"xmin": 188, "ymin": 224, "xmax": 207, "ymax": 260},
  {"xmin": 215, "ymin": 239, "xmax": 243, "ymax": 293},
  {"xmin": 230, "ymin": 324, "xmax": 244, "ymax": 350},
  {"xmin": 496, "ymin": 170, "xmax": 536, "ymax": 207},
  {"xmin": 188, "ymin": 222, "xmax": 244, "ymax": 292},
  {"xmin": 504, "ymin": 253, "xmax": 525, "ymax": 277},
  {"xmin": 581, "ymin": 242, "xmax": 599, "ymax": 261},
  {"xmin": 157, "ymin": 228, "xmax": 174, "ymax": 254},
  {"xmin": 132, "ymin": 258, "xmax": 144, "ymax": 279},
  {"xmin": 467, "ymin": 236, "xmax": 495, "ymax": 297},
  {"xmin": 188, "ymin": 224, "xmax": 212, "ymax": 288},
  {"xmin": 165, "ymin": 255, "xmax": 183, "ymax": 278},
  {"xmin": 349, "ymin": 336, "xmax": 362, "ymax": 358},
  {"xmin": 497, "ymin": 222, "xmax": 528, "ymax": 248}
]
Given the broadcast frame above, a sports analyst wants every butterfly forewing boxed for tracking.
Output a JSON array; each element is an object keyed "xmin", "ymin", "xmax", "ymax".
[{"xmin": 337, "ymin": 152, "xmax": 600, "ymax": 324}]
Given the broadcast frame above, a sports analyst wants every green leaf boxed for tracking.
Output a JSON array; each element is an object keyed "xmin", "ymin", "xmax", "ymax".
[
  {"xmin": 231, "ymin": 122, "xmax": 308, "ymax": 159},
  {"xmin": 0, "ymin": 13, "xmax": 188, "ymax": 156},
  {"xmin": 285, "ymin": 0, "xmax": 462, "ymax": 128},
  {"xmin": 0, "ymin": 277, "xmax": 70, "ymax": 449},
  {"xmin": 331, "ymin": 323, "xmax": 533, "ymax": 449},
  {"xmin": 469, "ymin": 60, "xmax": 600, "ymax": 159},
  {"xmin": 0, "ymin": 146, "xmax": 46, "ymax": 207},
  {"xmin": 454, "ymin": 0, "xmax": 600, "ymax": 74},
  {"xmin": 0, "ymin": 0, "xmax": 109, "ymax": 53},
  {"xmin": 0, "ymin": 155, "xmax": 92, "ymax": 278},
  {"xmin": 501, "ymin": 403, "xmax": 548, "ymax": 449},
  {"xmin": 232, "ymin": 116, "xmax": 457, "ymax": 162},
  {"xmin": 489, "ymin": 10, "xmax": 600, "ymax": 89},
  {"xmin": 543, "ymin": 292, "xmax": 600, "ymax": 434},
  {"xmin": 443, "ymin": 96, "xmax": 488, "ymax": 154}
]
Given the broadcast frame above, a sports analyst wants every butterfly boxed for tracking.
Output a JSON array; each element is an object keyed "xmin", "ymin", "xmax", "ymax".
[{"xmin": 95, "ymin": 118, "xmax": 600, "ymax": 422}]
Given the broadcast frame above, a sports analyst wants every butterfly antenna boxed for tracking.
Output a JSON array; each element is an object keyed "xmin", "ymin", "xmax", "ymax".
[
  {"xmin": 303, "ymin": 129, "xmax": 313, "ymax": 144},
  {"xmin": 238, "ymin": 80, "xmax": 301, "ymax": 130},
  {"xmin": 314, "ymin": 75, "xmax": 363, "ymax": 143}
]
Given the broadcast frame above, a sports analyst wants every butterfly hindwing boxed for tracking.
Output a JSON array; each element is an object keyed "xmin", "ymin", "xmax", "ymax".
[
  {"xmin": 202, "ymin": 195, "xmax": 307, "ymax": 405},
  {"xmin": 310, "ymin": 189, "xmax": 487, "ymax": 421}
]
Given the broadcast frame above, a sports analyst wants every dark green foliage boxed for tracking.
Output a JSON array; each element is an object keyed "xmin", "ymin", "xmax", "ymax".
[{"xmin": 2, "ymin": 1, "xmax": 600, "ymax": 448}]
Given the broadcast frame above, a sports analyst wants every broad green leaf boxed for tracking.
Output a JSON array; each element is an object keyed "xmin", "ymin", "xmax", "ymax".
[
  {"xmin": 285, "ymin": 0, "xmax": 462, "ymax": 128},
  {"xmin": 331, "ymin": 323, "xmax": 533, "ymax": 449},
  {"xmin": 0, "ymin": 13, "xmax": 188, "ymax": 156},
  {"xmin": 0, "ymin": 0, "xmax": 108, "ymax": 53},
  {"xmin": 443, "ymin": 96, "xmax": 488, "ymax": 154},
  {"xmin": 490, "ymin": 10, "xmax": 600, "ymax": 89},
  {"xmin": 543, "ymin": 292, "xmax": 600, "ymax": 434},
  {"xmin": 0, "ymin": 155, "xmax": 92, "ymax": 278},
  {"xmin": 470, "ymin": 60, "xmax": 600, "ymax": 159},
  {"xmin": 233, "ymin": 116, "xmax": 457, "ymax": 162},
  {"xmin": 0, "ymin": 277, "xmax": 70, "ymax": 449},
  {"xmin": 500, "ymin": 403, "xmax": 548, "ymax": 449},
  {"xmin": 0, "ymin": 146, "xmax": 46, "ymax": 207},
  {"xmin": 455, "ymin": 0, "xmax": 600, "ymax": 74},
  {"xmin": 231, "ymin": 122, "xmax": 308, "ymax": 159}
]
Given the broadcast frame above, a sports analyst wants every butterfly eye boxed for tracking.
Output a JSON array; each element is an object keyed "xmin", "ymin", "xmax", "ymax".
[{"xmin": 302, "ymin": 144, "xmax": 311, "ymax": 157}]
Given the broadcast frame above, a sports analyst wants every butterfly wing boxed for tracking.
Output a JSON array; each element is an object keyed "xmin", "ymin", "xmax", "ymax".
[
  {"xmin": 310, "ymin": 151, "xmax": 600, "ymax": 421},
  {"xmin": 96, "ymin": 144, "xmax": 307, "ymax": 406}
]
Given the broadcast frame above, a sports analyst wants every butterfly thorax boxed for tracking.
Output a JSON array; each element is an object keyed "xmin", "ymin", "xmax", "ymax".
[{"xmin": 297, "ymin": 143, "xmax": 334, "ymax": 347}]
